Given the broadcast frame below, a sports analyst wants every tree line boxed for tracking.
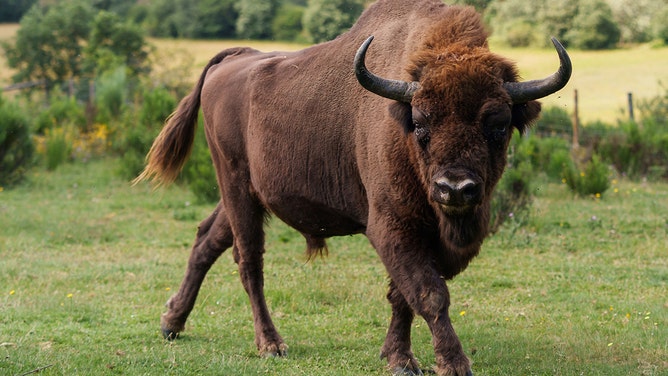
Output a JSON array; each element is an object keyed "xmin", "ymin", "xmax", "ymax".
[{"xmin": 1, "ymin": 0, "xmax": 667, "ymax": 48}]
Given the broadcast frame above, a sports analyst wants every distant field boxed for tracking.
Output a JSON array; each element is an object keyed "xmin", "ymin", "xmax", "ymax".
[{"xmin": 2, "ymin": 22, "xmax": 667, "ymax": 123}]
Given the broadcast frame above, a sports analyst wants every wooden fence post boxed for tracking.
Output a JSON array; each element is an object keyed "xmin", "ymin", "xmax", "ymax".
[
  {"xmin": 572, "ymin": 89, "xmax": 580, "ymax": 149},
  {"xmin": 627, "ymin": 92, "xmax": 634, "ymax": 121}
]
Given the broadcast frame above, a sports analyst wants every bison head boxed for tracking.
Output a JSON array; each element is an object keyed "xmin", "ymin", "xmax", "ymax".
[{"xmin": 355, "ymin": 35, "xmax": 571, "ymax": 218}]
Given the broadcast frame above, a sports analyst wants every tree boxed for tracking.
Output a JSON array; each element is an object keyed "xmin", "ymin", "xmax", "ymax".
[
  {"xmin": 303, "ymin": 0, "xmax": 365, "ymax": 43},
  {"xmin": 235, "ymin": 0, "xmax": 279, "ymax": 40},
  {"xmin": 193, "ymin": 0, "xmax": 238, "ymax": 39},
  {"xmin": 565, "ymin": 0, "xmax": 620, "ymax": 49},
  {"xmin": 3, "ymin": 1, "xmax": 94, "ymax": 93},
  {"xmin": 272, "ymin": 3, "xmax": 305, "ymax": 41},
  {"xmin": 2, "ymin": 0, "xmax": 150, "ymax": 96},
  {"xmin": 0, "ymin": 0, "xmax": 38, "ymax": 22},
  {"xmin": 85, "ymin": 11, "xmax": 151, "ymax": 77}
]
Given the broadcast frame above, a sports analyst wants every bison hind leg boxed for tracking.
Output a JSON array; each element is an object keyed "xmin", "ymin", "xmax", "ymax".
[{"xmin": 303, "ymin": 234, "xmax": 328, "ymax": 260}]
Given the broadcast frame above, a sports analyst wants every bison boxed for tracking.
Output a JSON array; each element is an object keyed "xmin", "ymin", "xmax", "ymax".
[{"xmin": 135, "ymin": 0, "xmax": 571, "ymax": 375}]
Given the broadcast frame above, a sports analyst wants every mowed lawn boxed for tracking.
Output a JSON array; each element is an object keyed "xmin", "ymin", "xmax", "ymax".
[{"xmin": 1, "ymin": 158, "xmax": 666, "ymax": 375}]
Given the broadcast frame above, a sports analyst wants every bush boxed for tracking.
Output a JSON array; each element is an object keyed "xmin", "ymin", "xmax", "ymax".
[
  {"xmin": 535, "ymin": 106, "xmax": 572, "ymax": 138},
  {"xmin": 597, "ymin": 84, "xmax": 668, "ymax": 179},
  {"xmin": 43, "ymin": 127, "xmax": 72, "ymax": 171},
  {"xmin": 114, "ymin": 86, "xmax": 176, "ymax": 180},
  {"xmin": 35, "ymin": 93, "xmax": 87, "ymax": 134},
  {"xmin": 95, "ymin": 66, "xmax": 128, "ymax": 124},
  {"xmin": 0, "ymin": 99, "xmax": 35, "ymax": 186},
  {"xmin": 562, "ymin": 153, "xmax": 610, "ymax": 197},
  {"xmin": 490, "ymin": 159, "xmax": 533, "ymax": 234},
  {"xmin": 490, "ymin": 137, "xmax": 534, "ymax": 234},
  {"xmin": 182, "ymin": 124, "xmax": 219, "ymax": 204}
]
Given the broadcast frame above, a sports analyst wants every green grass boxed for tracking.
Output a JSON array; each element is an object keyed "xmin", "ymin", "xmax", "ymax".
[{"xmin": 1, "ymin": 159, "xmax": 666, "ymax": 375}]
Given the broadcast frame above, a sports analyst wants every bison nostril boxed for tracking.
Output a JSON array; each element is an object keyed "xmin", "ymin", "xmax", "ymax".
[
  {"xmin": 434, "ymin": 178, "xmax": 481, "ymax": 206},
  {"xmin": 460, "ymin": 182, "xmax": 481, "ymax": 204}
]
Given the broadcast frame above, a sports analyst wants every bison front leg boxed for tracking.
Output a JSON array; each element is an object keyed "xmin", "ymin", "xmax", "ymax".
[
  {"xmin": 162, "ymin": 202, "xmax": 233, "ymax": 339},
  {"xmin": 369, "ymin": 228, "xmax": 472, "ymax": 376},
  {"xmin": 381, "ymin": 280, "xmax": 422, "ymax": 375}
]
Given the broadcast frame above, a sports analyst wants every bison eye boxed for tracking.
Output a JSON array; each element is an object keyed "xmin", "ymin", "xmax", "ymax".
[
  {"xmin": 484, "ymin": 107, "xmax": 512, "ymax": 142},
  {"xmin": 411, "ymin": 107, "xmax": 430, "ymax": 146}
]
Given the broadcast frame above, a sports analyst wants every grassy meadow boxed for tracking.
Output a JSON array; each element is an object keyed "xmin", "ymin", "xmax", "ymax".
[{"xmin": 1, "ymin": 159, "xmax": 666, "ymax": 375}]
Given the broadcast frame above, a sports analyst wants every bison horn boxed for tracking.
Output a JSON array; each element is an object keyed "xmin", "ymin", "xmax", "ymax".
[
  {"xmin": 503, "ymin": 37, "xmax": 572, "ymax": 103},
  {"xmin": 354, "ymin": 36, "xmax": 420, "ymax": 103}
]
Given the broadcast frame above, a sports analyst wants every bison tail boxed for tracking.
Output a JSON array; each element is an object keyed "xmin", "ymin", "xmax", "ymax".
[{"xmin": 134, "ymin": 50, "xmax": 234, "ymax": 186}]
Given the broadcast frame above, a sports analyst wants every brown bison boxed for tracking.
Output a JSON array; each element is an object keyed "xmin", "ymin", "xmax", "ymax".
[{"xmin": 135, "ymin": 0, "xmax": 571, "ymax": 375}]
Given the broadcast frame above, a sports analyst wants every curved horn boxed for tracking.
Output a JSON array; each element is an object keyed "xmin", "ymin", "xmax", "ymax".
[
  {"xmin": 354, "ymin": 36, "xmax": 420, "ymax": 103},
  {"xmin": 503, "ymin": 37, "xmax": 572, "ymax": 103}
]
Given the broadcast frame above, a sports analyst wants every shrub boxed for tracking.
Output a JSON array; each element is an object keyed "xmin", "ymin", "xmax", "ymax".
[
  {"xmin": 182, "ymin": 124, "xmax": 219, "ymax": 204},
  {"xmin": 35, "ymin": 93, "xmax": 87, "ymax": 134},
  {"xmin": 115, "ymin": 86, "xmax": 176, "ymax": 180},
  {"xmin": 43, "ymin": 127, "xmax": 73, "ymax": 171},
  {"xmin": 504, "ymin": 19, "xmax": 536, "ymax": 47},
  {"xmin": 490, "ymin": 136, "xmax": 534, "ymax": 234},
  {"xmin": 0, "ymin": 99, "xmax": 35, "ymax": 186},
  {"xmin": 490, "ymin": 159, "xmax": 533, "ymax": 234},
  {"xmin": 562, "ymin": 153, "xmax": 610, "ymax": 197},
  {"xmin": 95, "ymin": 66, "xmax": 128, "ymax": 124},
  {"xmin": 534, "ymin": 106, "xmax": 572, "ymax": 138},
  {"xmin": 580, "ymin": 85, "xmax": 668, "ymax": 181}
]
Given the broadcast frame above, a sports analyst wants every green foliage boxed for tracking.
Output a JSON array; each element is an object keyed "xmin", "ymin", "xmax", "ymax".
[
  {"xmin": 235, "ymin": 0, "xmax": 279, "ymax": 40},
  {"xmin": 3, "ymin": 1, "xmax": 94, "ymax": 92},
  {"xmin": 562, "ymin": 153, "xmax": 610, "ymax": 197},
  {"xmin": 652, "ymin": 7, "xmax": 668, "ymax": 44},
  {"xmin": 565, "ymin": 0, "xmax": 620, "ymax": 50},
  {"xmin": 0, "ymin": 99, "xmax": 34, "ymax": 186},
  {"xmin": 95, "ymin": 66, "xmax": 128, "ymax": 124},
  {"xmin": 490, "ymin": 154, "xmax": 533, "ymax": 234},
  {"xmin": 44, "ymin": 126, "xmax": 72, "ymax": 171},
  {"xmin": 0, "ymin": 0, "xmax": 38, "ymax": 22},
  {"xmin": 303, "ymin": 0, "xmax": 365, "ymax": 43},
  {"xmin": 85, "ymin": 11, "xmax": 151, "ymax": 77},
  {"xmin": 193, "ymin": 0, "xmax": 238, "ymax": 39},
  {"xmin": 182, "ymin": 124, "xmax": 219, "ymax": 204},
  {"xmin": 2, "ymin": 0, "xmax": 149, "ymax": 99},
  {"xmin": 486, "ymin": 0, "xmax": 620, "ymax": 49},
  {"xmin": 272, "ymin": 3, "xmax": 306, "ymax": 42},
  {"xmin": 35, "ymin": 93, "xmax": 87, "ymax": 134},
  {"xmin": 115, "ymin": 86, "xmax": 176, "ymax": 180},
  {"xmin": 593, "ymin": 85, "xmax": 668, "ymax": 180},
  {"xmin": 534, "ymin": 106, "xmax": 572, "ymax": 137}
]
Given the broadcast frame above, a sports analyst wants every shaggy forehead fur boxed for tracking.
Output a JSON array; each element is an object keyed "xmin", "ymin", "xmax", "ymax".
[{"xmin": 407, "ymin": 7, "xmax": 522, "ymax": 116}]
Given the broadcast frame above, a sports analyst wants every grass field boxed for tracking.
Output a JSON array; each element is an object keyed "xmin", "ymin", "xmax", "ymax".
[
  {"xmin": 1, "ymin": 22, "xmax": 667, "ymax": 123},
  {"xmin": 1, "ymin": 158, "xmax": 666, "ymax": 375}
]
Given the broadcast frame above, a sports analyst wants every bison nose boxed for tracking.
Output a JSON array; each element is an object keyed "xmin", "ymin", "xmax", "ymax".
[{"xmin": 433, "ymin": 178, "xmax": 482, "ymax": 208}]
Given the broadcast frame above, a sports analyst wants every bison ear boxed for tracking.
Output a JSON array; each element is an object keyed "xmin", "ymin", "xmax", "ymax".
[{"xmin": 511, "ymin": 100, "xmax": 541, "ymax": 135}]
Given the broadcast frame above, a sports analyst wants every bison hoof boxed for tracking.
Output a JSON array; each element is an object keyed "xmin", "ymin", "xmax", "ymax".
[
  {"xmin": 260, "ymin": 343, "xmax": 288, "ymax": 358},
  {"xmin": 161, "ymin": 328, "xmax": 179, "ymax": 341},
  {"xmin": 392, "ymin": 366, "xmax": 437, "ymax": 376}
]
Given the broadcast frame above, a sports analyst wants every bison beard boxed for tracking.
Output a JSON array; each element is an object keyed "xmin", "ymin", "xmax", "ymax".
[{"xmin": 135, "ymin": 1, "xmax": 571, "ymax": 375}]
